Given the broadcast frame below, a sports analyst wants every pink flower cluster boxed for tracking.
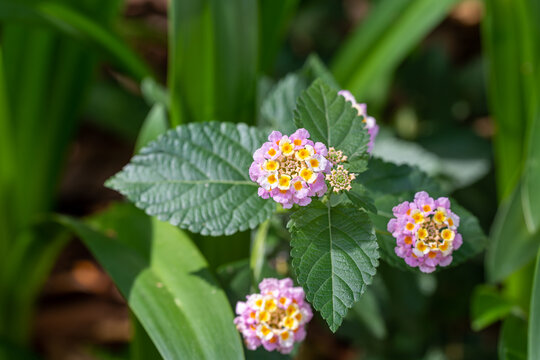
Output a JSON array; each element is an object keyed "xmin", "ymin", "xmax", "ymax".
[
  {"xmin": 387, "ymin": 191, "xmax": 463, "ymax": 273},
  {"xmin": 234, "ymin": 278, "xmax": 313, "ymax": 354},
  {"xmin": 338, "ymin": 90, "xmax": 379, "ymax": 153},
  {"xmin": 249, "ymin": 129, "xmax": 331, "ymax": 208}
]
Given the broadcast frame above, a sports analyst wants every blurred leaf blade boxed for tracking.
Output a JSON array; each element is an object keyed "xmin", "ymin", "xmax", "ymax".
[
  {"xmin": 258, "ymin": 0, "xmax": 299, "ymax": 72},
  {"xmin": 486, "ymin": 183, "xmax": 540, "ymax": 283},
  {"xmin": 134, "ymin": 104, "xmax": 168, "ymax": 153},
  {"xmin": 0, "ymin": 1, "xmax": 152, "ymax": 80},
  {"xmin": 331, "ymin": 0, "xmax": 459, "ymax": 98},
  {"xmin": 482, "ymin": 0, "xmax": 540, "ymax": 199},
  {"xmin": 499, "ymin": 315, "xmax": 527, "ymax": 360},
  {"xmin": 529, "ymin": 249, "xmax": 540, "ymax": 360},
  {"xmin": 58, "ymin": 204, "xmax": 244, "ymax": 360},
  {"xmin": 471, "ymin": 285, "xmax": 514, "ymax": 331}
]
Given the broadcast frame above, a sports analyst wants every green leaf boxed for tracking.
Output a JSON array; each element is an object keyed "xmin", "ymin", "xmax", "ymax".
[
  {"xmin": 288, "ymin": 201, "xmax": 379, "ymax": 332},
  {"xmin": 58, "ymin": 204, "xmax": 244, "ymax": 360},
  {"xmin": 107, "ymin": 122, "xmax": 276, "ymax": 236},
  {"xmin": 523, "ymin": 113, "xmax": 540, "ymax": 233},
  {"xmin": 471, "ymin": 285, "xmax": 514, "ymax": 331},
  {"xmin": 372, "ymin": 130, "xmax": 491, "ymax": 191},
  {"xmin": 331, "ymin": 0, "xmax": 459, "ymax": 98},
  {"xmin": 482, "ymin": 0, "xmax": 540, "ymax": 199},
  {"xmin": 261, "ymin": 74, "xmax": 307, "ymax": 134},
  {"xmin": 499, "ymin": 315, "xmax": 528, "ymax": 360},
  {"xmin": 293, "ymin": 79, "xmax": 370, "ymax": 172},
  {"xmin": 350, "ymin": 287, "xmax": 387, "ymax": 339},
  {"xmin": 168, "ymin": 0, "xmax": 258, "ymax": 125},
  {"xmin": 356, "ymin": 157, "xmax": 441, "ymax": 198},
  {"xmin": 529, "ymin": 249, "xmax": 540, "ymax": 360},
  {"xmin": 486, "ymin": 183, "xmax": 540, "ymax": 283},
  {"xmin": 134, "ymin": 104, "xmax": 168, "ymax": 154}
]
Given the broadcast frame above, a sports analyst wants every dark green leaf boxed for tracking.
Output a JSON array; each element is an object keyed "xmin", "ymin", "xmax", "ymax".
[
  {"xmin": 288, "ymin": 202, "xmax": 379, "ymax": 332},
  {"xmin": 357, "ymin": 157, "xmax": 441, "ymax": 197},
  {"xmin": 58, "ymin": 204, "xmax": 244, "ymax": 360},
  {"xmin": 350, "ymin": 287, "xmax": 387, "ymax": 339},
  {"xmin": 107, "ymin": 122, "xmax": 276, "ymax": 236},
  {"xmin": 293, "ymin": 79, "xmax": 370, "ymax": 172}
]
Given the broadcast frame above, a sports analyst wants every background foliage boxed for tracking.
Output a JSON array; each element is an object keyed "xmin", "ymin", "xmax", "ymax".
[{"xmin": 1, "ymin": 0, "xmax": 538, "ymax": 359}]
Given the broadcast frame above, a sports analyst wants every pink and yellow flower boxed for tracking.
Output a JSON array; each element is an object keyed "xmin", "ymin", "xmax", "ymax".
[
  {"xmin": 250, "ymin": 129, "xmax": 331, "ymax": 208},
  {"xmin": 387, "ymin": 191, "xmax": 462, "ymax": 273},
  {"xmin": 234, "ymin": 278, "xmax": 313, "ymax": 354}
]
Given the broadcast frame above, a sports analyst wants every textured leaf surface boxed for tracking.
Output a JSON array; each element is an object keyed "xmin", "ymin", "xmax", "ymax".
[
  {"xmin": 288, "ymin": 202, "xmax": 379, "ymax": 332},
  {"xmin": 58, "ymin": 204, "xmax": 244, "ymax": 360},
  {"xmin": 107, "ymin": 122, "xmax": 275, "ymax": 236},
  {"xmin": 293, "ymin": 79, "xmax": 370, "ymax": 171}
]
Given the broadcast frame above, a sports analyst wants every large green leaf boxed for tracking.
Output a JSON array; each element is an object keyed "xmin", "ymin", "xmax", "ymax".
[
  {"xmin": 107, "ymin": 122, "xmax": 275, "ymax": 236},
  {"xmin": 331, "ymin": 0, "xmax": 459, "ymax": 98},
  {"xmin": 288, "ymin": 201, "xmax": 379, "ymax": 332},
  {"xmin": 486, "ymin": 183, "xmax": 540, "ymax": 283},
  {"xmin": 293, "ymin": 79, "xmax": 370, "ymax": 172},
  {"xmin": 529, "ymin": 249, "xmax": 540, "ymax": 360},
  {"xmin": 58, "ymin": 204, "xmax": 244, "ymax": 360}
]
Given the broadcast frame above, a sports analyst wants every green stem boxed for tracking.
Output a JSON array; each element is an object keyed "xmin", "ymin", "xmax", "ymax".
[{"xmin": 250, "ymin": 220, "xmax": 270, "ymax": 287}]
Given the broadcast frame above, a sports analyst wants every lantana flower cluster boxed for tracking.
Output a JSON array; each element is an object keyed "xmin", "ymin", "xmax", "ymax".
[
  {"xmin": 249, "ymin": 129, "xmax": 331, "ymax": 208},
  {"xmin": 387, "ymin": 191, "xmax": 463, "ymax": 273},
  {"xmin": 234, "ymin": 278, "xmax": 313, "ymax": 354},
  {"xmin": 338, "ymin": 90, "xmax": 379, "ymax": 153}
]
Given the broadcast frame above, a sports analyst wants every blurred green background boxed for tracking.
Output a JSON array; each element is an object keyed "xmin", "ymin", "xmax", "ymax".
[{"xmin": 1, "ymin": 0, "xmax": 539, "ymax": 359}]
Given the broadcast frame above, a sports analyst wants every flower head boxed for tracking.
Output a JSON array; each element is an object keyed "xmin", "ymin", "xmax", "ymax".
[
  {"xmin": 387, "ymin": 191, "xmax": 462, "ymax": 273},
  {"xmin": 338, "ymin": 90, "xmax": 379, "ymax": 153},
  {"xmin": 326, "ymin": 165, "xmax": 356, "ymax": 193},
  {"xmin": 250, "ymin": 129, "xmax": 331, "ymax": 208},
  {"xmin": 234, "ymin": 278, "xmax": 313, "ymax": 354}
]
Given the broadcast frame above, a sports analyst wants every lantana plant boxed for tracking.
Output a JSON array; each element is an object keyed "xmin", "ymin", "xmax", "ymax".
[{"xmin": 107, "ymin": 73, "xmax": 487, "ymax": 354}]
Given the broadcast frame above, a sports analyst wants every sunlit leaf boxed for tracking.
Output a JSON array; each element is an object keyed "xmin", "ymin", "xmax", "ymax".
[
  {"xmin": 107, "ymin": 122, "xmax": 276, "ymax": 236},
  {"xmin": 58, "ymin": 204, "xmax": 244, "ymax": 360}
]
